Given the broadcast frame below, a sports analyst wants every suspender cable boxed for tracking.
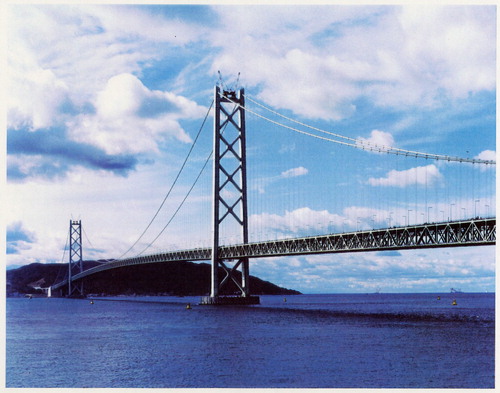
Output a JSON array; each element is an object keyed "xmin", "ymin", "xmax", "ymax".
[
  {"xmin": 239, "ymin": 94, "xmax": 495, "ymax": 166},
  {"xmin": 135, "ymin": 150, "xmax": 213, "ymax": 257},
  {"xmin": 116, "ymin": 99, "xmax": 214, "ymax": 260},
  {"xmin": 133, "ymin": 100, "xmax": 238, "ymax": 257}
]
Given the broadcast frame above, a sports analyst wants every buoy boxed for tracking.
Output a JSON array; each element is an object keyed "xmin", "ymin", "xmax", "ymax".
[
  {"xmin": 90, "ymin": 300, "xmax": 94, "ymax": 305},
  {"xmin": 186, "ymin": 303, "xmax": 191, "ymax": 310},
  {"xmin": 452, "ymin": 299, "xmax": 457, "ymax": 306}
]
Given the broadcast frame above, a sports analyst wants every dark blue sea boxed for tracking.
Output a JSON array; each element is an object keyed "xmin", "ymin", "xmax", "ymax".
[{"xmin": 6, "ymin": 293, "xmax": 494, "ymax": 388}]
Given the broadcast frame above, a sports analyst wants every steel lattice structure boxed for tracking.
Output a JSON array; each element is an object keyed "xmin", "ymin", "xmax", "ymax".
[
  {"xmin": 206, "ymin": 86, "xmax": 253, "ymax": 304},
  {"xmin": 67, "ymin": 220, "xmax": 84, "ymax": 297},
  {"xmin": 51, "ymin": 218, "xmax": 495, "ymax": 292},
  {"xmin": 49, "ymin": 86, "xmax": 496, "ymax": 299}
]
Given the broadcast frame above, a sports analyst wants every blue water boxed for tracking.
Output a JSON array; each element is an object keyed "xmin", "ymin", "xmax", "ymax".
[{"xmin": 6, "ymin": 293, "xmax": 494, "ymax": 388}]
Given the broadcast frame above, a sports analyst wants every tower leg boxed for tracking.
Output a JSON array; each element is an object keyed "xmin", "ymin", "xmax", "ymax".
[
  {"xmin": 68, "ymin": 220, "xmax": 84, "ymax": 298},
  {"xmin": 202, "ymin": 85, "xmax": 259, "ymax": 305}
]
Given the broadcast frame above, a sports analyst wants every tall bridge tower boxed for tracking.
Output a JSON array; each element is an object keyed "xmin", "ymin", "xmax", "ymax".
[
  {"xmin": 68, "ymin": 220, "xmax": 84, "ymax": 297},
  {"xmin": 201, "ymin": 86, "xmax": 259, "ymax": 305}
]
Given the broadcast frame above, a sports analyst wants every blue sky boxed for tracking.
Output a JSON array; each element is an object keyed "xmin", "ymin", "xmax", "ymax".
[{"xmin": 4, "ymin": 4, "xmax": 496, "ymax": 293}]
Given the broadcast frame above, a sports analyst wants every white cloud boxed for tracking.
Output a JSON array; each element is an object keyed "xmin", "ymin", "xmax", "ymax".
[
  {"xmin": 8, "ymin": 68, "xmax": 70, "ymax": 129},
  {"xmin": 85, "ymin": 5, "xmax": 203, "ymax": 45},
  {"xmin": 5, "ymin": 5, "xmax": 495, "ymax": 295},
  {"xmin": 7, "ymin": 5, "xmax": 208, "ymax": 131},
  {"xmin": 5, "ymin": 161, "xmax": 214, "ymax": 266},
  {"xmin": 96, "ymin": 73, "xmax": 147, "ymax": 119},
  {"xmin": 249, "ymin": 246, "xmax": 495, "ymax": 293},
  {"xmin": 211, "ymin": 5, "xmax": 495, "ymax": 121},
  {"xmin": 68, "ymin": 73, "xmax": 206, "ymax": 155},
  {"xmin": 248, "ymin": 187, "xmax": 494, "ymax": 241},
  {"xmin": 368, "ymin": 164, "xmax": 443, "ymax": 187},
  {"xmin": 252, "ymin": 166, "xmax": 309, "ymax": 194},
  {"xmin": 250, "ymin": 207, "xmax": 343, "ymax": 237},
  {"xmin": 357, "ymin": 130, "xmax": 395, "ymax": 150},
  {"xmin": 280, "ymin": 166, "xmax": 308, "ymax": 179},
  {"xmin": 475, "ymin": 150, "xmax": 496, "ymax": 162},
  {"xmin": 397, "ymin": 6, "xmax": 495, "ymax": 99}
]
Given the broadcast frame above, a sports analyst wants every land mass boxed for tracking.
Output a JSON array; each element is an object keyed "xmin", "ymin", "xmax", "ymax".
[{"xmin": 7, "ymin": 260, "xmax": 301, "ymax": 297}]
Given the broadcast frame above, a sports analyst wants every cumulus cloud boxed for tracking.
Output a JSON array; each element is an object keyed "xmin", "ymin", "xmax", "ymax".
[
  {"xmin": 7, "ymin": 5, "xmax": 208, "ymax": 109},
  {"xmin": 356, "ymin": 130, "xmax": 395, "ymax": 151},
  {"xmin": 7, "ymin": 222, "xmax": 37, "ymax": 254},
  {"xmin": 250, "ymin": 202, "xmax": 428, "ymax": 240},
  {"xmin": 250, "ymin": 202, "xmax": 434, "ymax": 239},
  {"xmin": 250, "ymin": 246, "xmax": 495, "ymax": 293},
  {"xmin": 7, "ymin": 6, "xmax": 209, "ymax": 179},
  {"xmin": 368, "ymin": 164, "xmax": 443, "ymax": 187},
  {"xmin": 250, "ymin": 207, "xmax": 343, "ymax": 237},
  {"xmin": 475, "ymin": 150, "xmax": 496, "ymax": 162},
  {"xmin": 211, "ymin": 5, "xmax": 495, "ymax": 121},
  {"xmin": 7, "ymin": 71, "xmax": 207, "ymax": 180},
  {"xmin": 8, "ymin": 67, "xmax": 72, "ymax": 130},
  {"xmin": 68, "ymin": 73, "xmax": 206, "ymax": 156}
]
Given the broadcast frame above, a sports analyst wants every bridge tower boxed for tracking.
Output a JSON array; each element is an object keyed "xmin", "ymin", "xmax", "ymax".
[
  {"xmin": 68, "ymin": 220, "xmax": 84, "ymax": 297},
  {"xmin": 201, "ymin": 86, "xmax": 259, "ymax": 305}
]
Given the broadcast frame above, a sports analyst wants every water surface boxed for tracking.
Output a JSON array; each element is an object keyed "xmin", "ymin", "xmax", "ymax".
[{"xmin": 6, "ymin": 293, "xmax": 494, "ymax": 388}]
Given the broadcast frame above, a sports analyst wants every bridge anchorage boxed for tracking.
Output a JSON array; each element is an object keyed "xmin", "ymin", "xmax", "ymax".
[{"xmin": 201, "ymin": 86, "xmax": 259, "ymax": 305}]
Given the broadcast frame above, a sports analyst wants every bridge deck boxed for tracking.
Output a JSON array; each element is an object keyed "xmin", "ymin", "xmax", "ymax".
[{"xmin": 51, "ymin": 218, "xmax": 495, "ymax": 291}]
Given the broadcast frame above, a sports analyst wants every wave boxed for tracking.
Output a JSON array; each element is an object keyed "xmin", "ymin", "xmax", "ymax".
[
  {"xmin": 88, "ymin": 296, "xmax": 495, "ymax": 324},
  {"xmin": 256, "ymin": 305, "xmax": 495, "ymax": 324}
]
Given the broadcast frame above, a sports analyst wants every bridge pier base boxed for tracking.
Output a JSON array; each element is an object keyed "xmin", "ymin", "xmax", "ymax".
[{"xmin": 200, "ymin": 296, "xmax": 260, "ymax": 306}]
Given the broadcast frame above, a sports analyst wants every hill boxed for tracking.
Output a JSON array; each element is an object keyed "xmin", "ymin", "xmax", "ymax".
[{"xmin": 7, "ymin": 260, "xmax": 301, "ymax": 297}]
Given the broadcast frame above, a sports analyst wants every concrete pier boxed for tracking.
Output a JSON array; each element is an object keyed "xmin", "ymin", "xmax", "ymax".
[{"xmin": 200, "ymin": 296, "xmax": 260, "ymax": 305}]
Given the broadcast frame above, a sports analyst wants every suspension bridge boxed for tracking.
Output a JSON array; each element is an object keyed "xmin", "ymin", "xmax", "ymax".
[{"xmin": 49, "ymin": 85, "xmax": 496, "ymax": 304}]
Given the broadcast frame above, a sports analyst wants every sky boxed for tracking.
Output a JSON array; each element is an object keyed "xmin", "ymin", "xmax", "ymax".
[{"xmin": 3, "ymin": 3, "xmax": 496, "ymax": 294}]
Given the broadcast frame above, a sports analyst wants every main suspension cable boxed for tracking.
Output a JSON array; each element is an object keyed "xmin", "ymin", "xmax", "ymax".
[
  {"xmin": 51, "ymin": 229, "xmax": 70, "ymax": 286},
  {"xmin": 82, "ymin": 225, "xmax": 95, "ymax": 252},
  {"xmin": 240, "ymin": 94, "xmax": 495, "ymax": 165},
  {"xmin": 133, "ymin": 100, "xmax": 238, "ymax": 257},
  {"xmin": 135, "ymin": 149, "xmax": 213, "ymax": 257},
  {"xmin": 116, "ymin": 99, "xmax": 214, "ymax": 260}
]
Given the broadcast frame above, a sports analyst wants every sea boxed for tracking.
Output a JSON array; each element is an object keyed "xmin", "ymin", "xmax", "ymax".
[{"xmin": 6, "ymin": 292, "xmax": 495, "ymax": 389}]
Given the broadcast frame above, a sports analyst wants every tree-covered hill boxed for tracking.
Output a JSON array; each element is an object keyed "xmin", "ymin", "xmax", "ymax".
[{"xmin": 7, "ymin": 260, "xmax": 301, "ymax": 297}]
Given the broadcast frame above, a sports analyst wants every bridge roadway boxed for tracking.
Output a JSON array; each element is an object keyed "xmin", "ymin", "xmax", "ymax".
[{"xmin": 51, "ymin": 218, "xmax": 496, "ymax": 291}]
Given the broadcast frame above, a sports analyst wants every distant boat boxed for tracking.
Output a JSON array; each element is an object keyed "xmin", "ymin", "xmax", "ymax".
[{"xmin": 450, "ymin": 288, "xmax": 463, "ymax": 293}]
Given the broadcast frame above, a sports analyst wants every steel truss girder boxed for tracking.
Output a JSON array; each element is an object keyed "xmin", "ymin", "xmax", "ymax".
[
  {"xmin": 219, "ymin": 219, "xmax": 496, "ymax": 258},
  {"xmin": 51, "ymin": 218, "xmax": 495, "ymax": 292}
]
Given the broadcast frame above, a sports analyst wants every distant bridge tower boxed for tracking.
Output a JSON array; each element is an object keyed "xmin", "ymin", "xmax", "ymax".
[
  {"xmin": 68, "ymin": 220, "xmax": 84, "ymax": 297},
  {"xmin": 202, "ymin": 86, "xmax": 259, "ymax": 305}
]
